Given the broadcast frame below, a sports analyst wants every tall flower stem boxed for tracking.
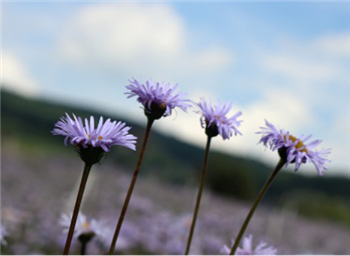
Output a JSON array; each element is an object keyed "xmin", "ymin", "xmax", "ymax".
[
  {"xmin": 108, "ymin": 118, "xmax": 154, "ymax": 255},
  {"xmin": 63, "ymin": 163, "xmax": 92, "ymax": 255},
  {"xmin": 185, "ymin": 135, "xmax": 212, "ymax": 255},
  {"xmin": 80, "ymin": 241, "xmax": 87, "ymax": 255},
  {"xmin": 229, "ymin": 159, "xmax": 285, "ymax": 255}
]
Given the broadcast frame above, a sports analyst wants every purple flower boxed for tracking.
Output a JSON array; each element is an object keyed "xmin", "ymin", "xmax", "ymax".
[
  {"xmin": 196, "ymin": 97, "xmax": 242, "ymax": 140},
  {"xmin": 125, "ymin": 78, "xmax": 191, "ymax": 120},
  {"xmin": 52, "ymin": 113, "xmax": 137, "ymax": 152},
  {"xmin": 0, "ymin": 225, "xmax": 7, "ymax": 246},
  {"xmin": 257, "ymin": 119, "xmax": 331, "ymax": 175},
  {"xmin": 221, "ymin": 235, "xmax": 277, "ymax": 255}
]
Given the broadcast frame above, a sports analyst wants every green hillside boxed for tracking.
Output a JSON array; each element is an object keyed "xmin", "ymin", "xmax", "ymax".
[{"xmin": 2, "ymin": 89, "xmax": 350, "ymax": 227}]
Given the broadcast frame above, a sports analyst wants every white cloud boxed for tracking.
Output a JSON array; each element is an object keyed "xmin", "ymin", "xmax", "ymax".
[
  {"xmin": 261, "ymin": 38, "xmax": 348, "ymax": 87},
  {"xmin": 1, "ymin": 52, "xmax": 39, "ymax": 97},
  {"xmin": 314, "ymin": 33, "xmax": 350, "ymax": 58},
  {"xmin": 263, "ymin": 55, "xmax": 341, "ymax": 83},
  {"xmin": 58, "ymin": 3, "xmax": 233, "ymax": 78},
  {"xmin": 322, "ymin": 113, "xmax": 350, "ymax": 176}
]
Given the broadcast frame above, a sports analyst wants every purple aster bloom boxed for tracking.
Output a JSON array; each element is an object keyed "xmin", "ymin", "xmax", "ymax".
[
  {"xmin": 52, "ymin": 113, "xmax": 137, "ymax": 152},
  {"xmin": 125, "ymin": 78, "xmax": 191, "ymax": 120},
  {"xmin": 257, "ymin": 119, "xmax": 331, "ymax": 175},
  {"xmin": 196, "ymin": 97, "xmax": 243, "ymax": 139},
  {"xmin": 0, "ymin": 225, "xmax": 8, "ymax": 246},
  {"xmin": 221, "ymin": 235, "xmax": 277, "ymax": 255}
]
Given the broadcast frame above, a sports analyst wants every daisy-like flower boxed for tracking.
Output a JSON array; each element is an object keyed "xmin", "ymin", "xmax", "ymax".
[
  {"xmin": 52, "ymin": 113, "xmax": 137, "ymax": 164},
  {"xmin": 197, "ymin": 97, "xmax": 243, "ymax": 139},
  {"xmin": 0, "ymin": 225, "xmax": 8, "ymax": 246},
  {"xmin": 257, "ymin": 119, "xmax": 331, "ymax": 175},
  {"xmin": 126, "ymin": 78, "xmax": 191, "ymax": 120},
  {"xmin": 222, "ymin": 235, "xmax": 277, "ymax": 255},
  {"xmin": 53, "ymin": 113, "xmax": 137, "ymax": 152},
  {"xmin": 60, "ymin": 212, "xmax": 110, "ymax": 244}
]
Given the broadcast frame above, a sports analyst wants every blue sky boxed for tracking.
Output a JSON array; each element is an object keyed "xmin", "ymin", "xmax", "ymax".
[{"xmin": 2, "ymin": 1, "xmax": 349, "ymax": 176}]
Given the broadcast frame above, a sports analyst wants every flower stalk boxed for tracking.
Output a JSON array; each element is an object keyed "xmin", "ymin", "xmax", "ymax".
[
  {"xmin": 229, "ymin": 158, "xmax": 285, "ymax": 255},
  {"xmin": 63, "ymin": 163, "xmax": 92, "ymax": 255},
  {"xmin": 80, "ymin": 241, "xmax": 87, "ymax": 255},
  {"xmin": 108, "ymin": 118, "xmax": 154, "ymax": 254},
  {"xmin": 185, "ymin": 135, "xmax": 212, "ymax": 255}
]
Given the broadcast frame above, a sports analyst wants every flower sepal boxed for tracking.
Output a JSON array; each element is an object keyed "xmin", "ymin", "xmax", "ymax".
[
  {"xmin": 78, "ymin": 232, "xmax": 95, "ymax": 244},
  {"xmin": 277, "ymin": 147, "xmax": 289, "ymax": 163},
  {"xmin": 278, "ymin": 147, "xmax": 306, "ymax": 165},
  {"xmin": 144, "ymin": 102, "xmax": 167, "ymax": 120},
  {"xmin": 205, "ymin": 122, "xmax": 219, "ymax": 138},
  {"xmin": 76, "ymin": 145, "xmax": 105, "ymax": 165}
]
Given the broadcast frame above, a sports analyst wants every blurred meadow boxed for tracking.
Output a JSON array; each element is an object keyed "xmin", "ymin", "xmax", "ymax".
[{"xmin": 1, "ymin": 1, "xmax": 350, "ymax": 255}]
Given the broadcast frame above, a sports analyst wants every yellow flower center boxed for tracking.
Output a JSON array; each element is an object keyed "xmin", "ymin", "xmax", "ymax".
[
  {"xmin": 285, "ymin": 135, "xmax": 308, "ymax": 153},
  {"xmin": 213, "ymin": 115, "xmax": 225, "ymax": 124},
  {"xmin": 88, "ymin": 134, "xmax": 91, "ymax": 139},
  {"xmin": 98, "ymin": 136, "xmax": 103, "ymax": 140},
  {"xmin": 83, "ymin": 222, "xmax": 90, "ymax": 230},
  {"xmin": 160, "ymin": 98, "xmax": 168, "ymax": 109}
]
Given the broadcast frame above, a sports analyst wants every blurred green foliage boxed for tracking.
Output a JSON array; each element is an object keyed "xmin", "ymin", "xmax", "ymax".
[
  {"xmin": 279, "ymin": 190, "xmax": 350, "ymax": 228},
  {"xmin": 2, "ymin": 88, "xmax": 350, "ymax": 228},
  {"xmin": 207, "ymin": 152, "xmax": 259, "ymax": 201}
]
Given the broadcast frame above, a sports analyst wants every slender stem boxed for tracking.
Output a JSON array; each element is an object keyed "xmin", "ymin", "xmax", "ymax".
[
  {"xmin": 185, "ymin": 136, "xmax": 212, "ymax": 255},
  {"xmin": 63, "ymin": 163, "xmax": 92, "ymax": 255},
  {"xmin": 80, "ymin": 241, "xmax": 87, "ymax": 255},
  {"xmin": 108, "ymin": 118, "xmax": 154, "ymax": 255},
  {"xmin": 229, "ymin": 159, "xmax": 285, "ymax": 255}
]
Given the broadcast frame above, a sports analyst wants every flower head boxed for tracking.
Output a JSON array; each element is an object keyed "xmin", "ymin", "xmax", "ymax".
[
  {"xmin": 196, "ymin": 97, "xmax": 242, "ymax": 139},
  {"xmin": 126, "ymin": 78, "xmax": 191, "ymax": 120},
  {"xmin": 221, "ymin": 235, "xmax": 277, "ymax": 255},
  {"xmin": 0, "ymin": 225, "xmax": 7, "ymax": 246},
  {"xmin": 257, "ymin": 119, "xmax": 331, "ymax": 175},
  {"xmin": 60, "ymin": 212, "xmax": 110, "ymax": 244},
  {"xmin": 52, "ymin": 114, "xmax": 137, "ymax": 164}
]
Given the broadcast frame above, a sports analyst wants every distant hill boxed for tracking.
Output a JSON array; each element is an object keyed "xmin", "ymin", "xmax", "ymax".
[{"xmin": 2, "ymin": 89, "xmax": 350, "ymax": 206}]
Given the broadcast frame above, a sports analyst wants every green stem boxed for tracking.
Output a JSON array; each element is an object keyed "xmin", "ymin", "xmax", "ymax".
[
  {"xmin": 229, "ymin": 159, "xmax": 285, "ymax": 255},
  {"xmin": 185, "ymin": 136, "xmax": 212, "ymax": 255},
  {"xmin": 63, "ymin": 163, "xmax": 92, "ymax": 255},
  {"xmin": 108, "ymin": 118, "xmax": 154, "ymax": 255}
]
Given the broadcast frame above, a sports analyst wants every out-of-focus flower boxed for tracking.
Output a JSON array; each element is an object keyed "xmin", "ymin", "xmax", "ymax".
[
  {"xmin": 0, "ymin": 225, "xmax": 8, "ymax": 245},
  {"xmin": 52, "ymin": 114, "xmax": 137, "ymax": 152},
  {"xmin": 196, "ymin": 97, "xmax": 242, "ymax": 139},
  {"xmin": 126, "ymin": 78, "xmax": 191, "ymax": 120},
  {"xmin": 257, "ymin": 119, "xmax": 331, "ymax": 175},
  {"xmin": 60, "ymin": 213, "xmax": 110, "ymax": 244},
  {"xmin": 221, "ymin": 234, "xmax": 277, "ymax": 255}
]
